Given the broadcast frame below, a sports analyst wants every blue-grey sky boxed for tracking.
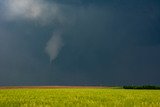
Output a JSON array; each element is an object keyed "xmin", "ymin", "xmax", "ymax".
[{"xmin": 0, "ymin": 0, "xmax": 160, "ymax": 86}]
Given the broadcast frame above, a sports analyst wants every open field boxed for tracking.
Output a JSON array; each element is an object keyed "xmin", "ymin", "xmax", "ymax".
[{"xmin": 0, "ymin": 86, "xmax": 160, "ymax": 107}]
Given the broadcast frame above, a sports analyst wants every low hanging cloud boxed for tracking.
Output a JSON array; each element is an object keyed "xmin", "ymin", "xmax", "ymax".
[
  {"xmin": 45, "ymin": 31, "xmax": 63, "ymax": 63},
  {"xmin": 3, "ymin": 0, "xmax": 63, "ymax": 24},
  {"xmin": 1, "ymin": 0, "xmax": 107, "ymax": 63},
  {"xmin": 5, "ymin": 0, "xmax": 43, "ymax": 19},
  {"xmin": 3, "ymin": 0, "xmax": 65, "ymax": 62}
]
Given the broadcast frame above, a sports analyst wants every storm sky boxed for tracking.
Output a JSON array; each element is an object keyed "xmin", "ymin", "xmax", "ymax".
[{"xmin": 0, "ymin": 0, "xmax": 160, "ymax": 86}]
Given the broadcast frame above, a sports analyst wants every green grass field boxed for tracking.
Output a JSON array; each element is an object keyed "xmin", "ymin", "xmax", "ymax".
[{"xmin": 0, "ymin": 88, "xmax": 160, "ymax": 107}]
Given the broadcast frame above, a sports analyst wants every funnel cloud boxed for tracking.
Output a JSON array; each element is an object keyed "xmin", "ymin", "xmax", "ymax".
[
  {"xmin": 45, "ymin": 31, "xmax": 63, "ymax": 63},
  {"xmin": 2, "ymin": 0, "xmax": 65, "ymax": 62}
]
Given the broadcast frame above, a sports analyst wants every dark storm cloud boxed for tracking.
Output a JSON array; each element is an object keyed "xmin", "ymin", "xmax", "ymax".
[{"xmin": 0, "ymin": 0, "xmax": 160, "ymax": 86}]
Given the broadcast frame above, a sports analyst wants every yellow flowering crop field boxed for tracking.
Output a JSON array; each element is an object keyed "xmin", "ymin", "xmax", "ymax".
[{"xmin": 0, "ymin": 88, "xmax": 160, "ymax": 107}]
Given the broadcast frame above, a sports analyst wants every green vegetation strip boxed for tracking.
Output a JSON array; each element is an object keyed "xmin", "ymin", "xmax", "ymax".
[
  {"xmin": 123, "ymin": 85, "xmax": 160, "ymax": 89},
  {"xmin": 0, "ymin": 88, "xmax": 160, "ymax": 107}
]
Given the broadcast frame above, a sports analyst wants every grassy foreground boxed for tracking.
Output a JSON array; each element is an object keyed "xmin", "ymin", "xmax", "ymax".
[{"xmin": 0, "ymin": 88, "xmax": 160, "ymax": 107}]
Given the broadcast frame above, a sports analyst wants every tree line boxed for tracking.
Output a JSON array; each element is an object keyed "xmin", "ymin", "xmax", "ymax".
[{"xmin": 123, "ymin": 85, "xmax": 160, "ymax": 89}]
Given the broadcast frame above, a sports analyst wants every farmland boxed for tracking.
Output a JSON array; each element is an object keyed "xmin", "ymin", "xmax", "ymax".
[{"xmin": 0, "ymin": 87, "xmax": 160, "ymax": 107}]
